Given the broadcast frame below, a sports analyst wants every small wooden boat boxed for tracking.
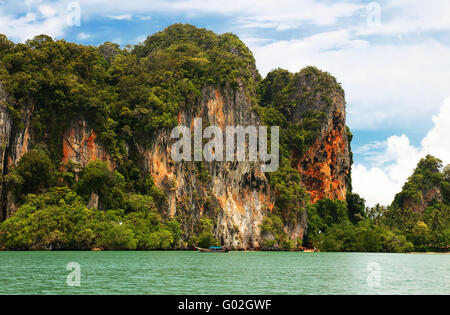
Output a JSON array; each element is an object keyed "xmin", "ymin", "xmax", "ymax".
[
  {"xmin": 195, "ymin": 246, "xmax": 229, "ymax": 253},
  {"xmin": 301, "ymin": 247, "xmax": 320, "ymax": 253}
]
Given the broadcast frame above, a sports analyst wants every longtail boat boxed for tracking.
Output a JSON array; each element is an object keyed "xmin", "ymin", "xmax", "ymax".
[
  {"xmin": 195, "ymin": 246, "xmax": 229, "ymax": 253},
  {"xmin": 301, "ymin": 247, "xmax": 320, "ymax": 253}
]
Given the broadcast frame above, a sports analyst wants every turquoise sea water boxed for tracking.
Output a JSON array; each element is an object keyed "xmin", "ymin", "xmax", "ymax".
[{"xmin": 0, "ymin": 251, "xmax": 448, "ymax": 294}]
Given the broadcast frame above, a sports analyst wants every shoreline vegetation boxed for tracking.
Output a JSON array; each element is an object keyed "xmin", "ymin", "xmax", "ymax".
[
  {"xmin": 0, "ymin": 155, "xmax": 447, "ymax": 252},
  {"xmin": 0, "ymin": 25, "xmax": 448, "ymax": 253},
  {"xmin": 0, "ymin": 247, "xmax": 449, "ymax": 254}
]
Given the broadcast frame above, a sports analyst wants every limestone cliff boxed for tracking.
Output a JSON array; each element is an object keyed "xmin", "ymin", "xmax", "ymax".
[
  {"xmin": 133, "ymin": 69, "xmax": 351, "ymax": 248},
  {"xmin": 0, "ymin": 83, "xmax": 34, "ymax": 219},
  {"xmin": 0, "ymin": 27, "xmax": 352, "ymax": 250},
  {"xmin": 296, "ymin": 81, "xmax": 350, "ymax": 203},
  {"xmin": 0, "ymin": 82, "xmax": 11, "ymax": 221},
  {"xmin": 257, "ymin": 67, "xmax": 351, "ymax": 208}
]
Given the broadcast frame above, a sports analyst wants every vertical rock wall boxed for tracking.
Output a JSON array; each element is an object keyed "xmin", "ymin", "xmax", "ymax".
[
  {"xmin": 0, "ymin": 83, "xmax": 12, "ymax": 221},
  {"xmin": 297, "ymin": 94, "xmax": 351, "ymax": 203},
  {"xmin": 62, "ymin": 119, "xmax": 114, "ymax": 169},
  {"xmin": 138, "ymin": 85, "xmax": 274, "ymax": 249}
]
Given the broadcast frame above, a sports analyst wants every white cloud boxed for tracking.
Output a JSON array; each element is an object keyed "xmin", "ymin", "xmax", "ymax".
[
  {"xmin": 421, "ymin": 97, "xmax": 450, "ymax": 163},
  {"xmin": 1, "ymin": 0, "xmax": 442, "ymax": 130},
  {"xmin": 38, "ymin": 5, "xmax": 57, "ymax": 18},
  {"xmin": 70, "ymin": 0, "xmax": 450, "ymax": 35},
  {"xmin": 231, "ymin": 0, "xmax": 363, "ymax": 29},
  {"xmin": 138, "ymin": 15, "xmax": 151, "ymax": 21},
  {"xmin": 352, "ymin": 97, "xmax": 450, "ymax": 207},
  {"xmin": 356, "ymin": 0, "xmax": 450, "ymax": 36},
  {"xmin": 76, "ymin": 0, "xmax": 363, "ymax": 29},
  {"xmin": 76, "ymin": 32, "xmax": 91, "ymax": 40},
  {"xmin": 106, "ymin": 14, "xmax": 132, "ymax": 21},
  {"xmin": 352, "ymin": 164, "xmax": 401, "ymax": 206},
  {"xmin": 0, "ymin": 1, "xmax": 69, "ymax": 42}
]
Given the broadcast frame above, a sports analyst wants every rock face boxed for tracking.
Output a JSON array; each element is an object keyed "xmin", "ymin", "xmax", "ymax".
[
  {"xmin": 137, "ymin": 85, "xmax": 273, "ymax": 249},
  {"xmin": 61, "ymin": 119, "xmax": 114, "ymax": 210},
  {"xmin": 297, "ymin": 89, "xmax": 351, "ymax": 203},
  {"xmin": 0, "ymin": 83, "xmax": 12, "ymax": 221},
  {"xmin": 0, "ymin": 83, "xmax": 11, "ymax": 171},
  {"xmin": 134, "ymin": 73, "xmax": 351, "ymax": 248},
  {"xmin": 0, "ymin": 83, "xmax": 34, "ymax": 220},
  {"xmin": 403, "ymin": 186, "xmax": 443, "ymax": 213},
  {"xmin": 62, "ymin": 119, "xmax": 114, "ymax": 169}
]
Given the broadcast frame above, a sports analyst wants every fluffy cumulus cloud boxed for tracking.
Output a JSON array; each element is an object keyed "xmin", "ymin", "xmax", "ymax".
[
  {"xmin": 352, "ymin": 97, "xmax": 450, "ymax": 207},
  {"xmin": 421, "ymin": 98, "xmax": 450, "ymax": 163}
]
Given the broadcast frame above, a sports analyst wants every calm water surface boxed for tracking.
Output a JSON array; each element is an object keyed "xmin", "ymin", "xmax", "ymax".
[{"xmin": 0, "ymin": 251, "xmax": 448, "ymax": 294}]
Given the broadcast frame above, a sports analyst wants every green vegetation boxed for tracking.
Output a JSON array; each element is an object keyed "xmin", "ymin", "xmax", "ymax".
[
  {"xmin": 392, "ymin": 155, "xmax": 447, "ymax": 209},
  {"xmin": 188, "ymin": 218, "xmax": 220, "ymax": 248},
  {"xmin": 259, "ymin": 214, "xmax": 297, "ymax": 250},
  {"xmin": 0, "ymin": 186, "xmax": 181, "ymax": 250},
  {"xmin": 256, "ymin": 67, "xmax": 341, "ymax": 159},
  {"xmin": 384, "ymin": 155, "xmax": 450, "ymax": 250},
  {"xmin": 306, "ymin": 155, "xmax": 449, "ymax": 252},
  {"xmin": 5, "ymin": 150, "xmax": 54, "ymax": 197},
  {"xmin": 306, "ymin": 198, "xmax": 414, "ymax": 253}
]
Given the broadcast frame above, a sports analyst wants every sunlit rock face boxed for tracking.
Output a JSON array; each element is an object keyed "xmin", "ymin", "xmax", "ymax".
[
  {"xmin": 137, "ymin": 85, "xmax": 274, "ymax": 249},
  {"xmin": 62, "ymin": 119, "xmax": 114, "ymax": 169},
  {"xmin": 297, "ymin": 92, "xmax": 351, "ymax": 204}
]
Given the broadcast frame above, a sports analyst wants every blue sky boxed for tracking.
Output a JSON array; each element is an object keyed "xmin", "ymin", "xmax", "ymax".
[{"xmin": 1, "ymin": 0, "xmax": 449, "ymax": 205}]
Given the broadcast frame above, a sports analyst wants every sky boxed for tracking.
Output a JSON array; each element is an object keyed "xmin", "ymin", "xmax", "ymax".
[{"xmin": 1, "ymin": 0, "xmax": 449, "ymax": 206}]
